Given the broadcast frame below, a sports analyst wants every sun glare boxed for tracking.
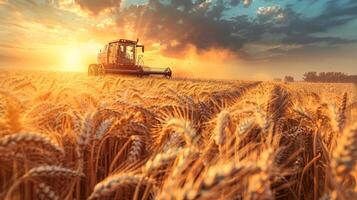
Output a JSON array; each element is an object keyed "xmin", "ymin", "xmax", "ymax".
[
  {"xmin": 58, "ymin": 43, "xmax": 102, "ymax": 72},
  {"xmin": 63, "ymin": 48, "xmax": 83, "ymax": 72}
]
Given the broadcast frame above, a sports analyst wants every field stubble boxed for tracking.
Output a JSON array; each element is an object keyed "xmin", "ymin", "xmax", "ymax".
[{"xmin": 0, "ymin": 71, "xmax": 356, "ymax": 200}]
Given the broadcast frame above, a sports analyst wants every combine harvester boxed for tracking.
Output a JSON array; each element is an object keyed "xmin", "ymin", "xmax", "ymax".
[{"xmin": 88, "ymin": 39, "xmax": 172, "ymax": 78}]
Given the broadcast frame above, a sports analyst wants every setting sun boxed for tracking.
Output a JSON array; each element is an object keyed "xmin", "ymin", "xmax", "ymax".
[
  {"xmin": 63, "ymin": 48, "xmax": 83, "ymax": 72},
  {"xmin": 57, "ymin": 43, "xmax": 102, "ymax": 72}
]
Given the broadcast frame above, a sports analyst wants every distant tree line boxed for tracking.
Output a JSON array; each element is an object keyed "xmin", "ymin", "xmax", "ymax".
[
  {"xmin": 284, "ymin": 76, "xmax": 294, "ymax": 82},
  {"xmin": 273, "ymin": 76, "xmax": 295, "ymax": 83},
  {"xmin": 303, "ymin": 72, "xmax": 357, "ymax": 83}
]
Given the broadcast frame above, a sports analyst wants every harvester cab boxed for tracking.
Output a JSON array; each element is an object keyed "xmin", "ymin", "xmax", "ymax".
[{"xmin": 88, "ymin": 39, "xmax": 172, "ymax": 78}]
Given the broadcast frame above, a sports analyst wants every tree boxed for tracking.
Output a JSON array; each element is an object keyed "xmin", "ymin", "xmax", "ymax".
[
  {"xmin": 284, "ymin": 76, "xmax": 294, "ymax": 82},
  {"xmin": 303, "ymin": 72, "xmax": 318, "ymax": 82},
  {"xmin": 303, "ymin": 71, "xmax": 355, "ymax": 83},
  {"xmin": 317, "ymin": 72, "xmax": 347, "ymax": 82}
]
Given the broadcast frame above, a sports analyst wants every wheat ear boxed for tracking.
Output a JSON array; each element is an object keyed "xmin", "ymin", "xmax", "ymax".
[
  {"xmin": 337, "ymin": 92, "xmax": 347, "ymax": 132},
  {"xmin": 88, "ymin": 173, "xmax": 154, "ymax": 200},
  {"xmin": 24, "ymin": 165, "xmax": 84, "ymax": 178},
  {"xmin": 143, "ymin": 147, "xmax": 181, "ymax": 173},
  {"xmin": 5, "ymin": 165, "xmax": 82, "ymax": 200},
  {"xmin": 128, "ymin": 135, "xmax": 144, "ymax": 162},
  {"xmin": 213, "ymin": 110, "xmax": 231, "ymax": 146},
  {"xmin": 95, "ymin": 118, "xmax": 113, "ymax": 140},
  {"xmin": 246, "ymin": 148, "xmax": 274, "ymax": 200},
  {"xmin": 77, "ymin": 112, "xmax": 94, "ymax": 147},
  {"xmin": 332, "ymin": 123, "xmax": 357, "ymax": 179},
  {"xmin": 185, "ymin": 162, "xmax": 259, "ymax": 200},
  {"xmin": 164, "ymin": 118, "xmax": 198, "ymax": 146},
  {"xmin": 35, "ymin": 182, "xmax": 60, "ymax": 200},
  {"xmin": 75, "ymin": 112, "xmax": 94, "ymax": 172},
  {"xmin": 0, "ymin": 132, "xmax": 63, "ymax": 154}
]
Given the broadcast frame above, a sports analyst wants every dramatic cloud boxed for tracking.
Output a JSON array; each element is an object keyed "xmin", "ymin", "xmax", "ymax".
[
  {"xmin": 3, "ymin": 0, "xmax": 357, "ymax": 59},
  {"xmin": 113, "ymin": 0, "xmax": 263, "ymax": 57},
  {"xmin": 104, "ymin": 0, "xmax": 357, "ymax": 59},
  {"xmin": 266, "ymin": 1, "xmax": 357, "ymax": 46}
]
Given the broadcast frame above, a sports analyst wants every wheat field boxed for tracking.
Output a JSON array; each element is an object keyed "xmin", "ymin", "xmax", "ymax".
[{"xmin": 0, "ymin": 71, "xmax": 356, "ymax": 200}]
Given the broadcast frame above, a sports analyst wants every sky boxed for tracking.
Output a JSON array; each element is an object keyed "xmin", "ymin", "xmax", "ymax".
[{"xmin": 0, "ymin": 0, "xmax": 357, "ymax": 80}]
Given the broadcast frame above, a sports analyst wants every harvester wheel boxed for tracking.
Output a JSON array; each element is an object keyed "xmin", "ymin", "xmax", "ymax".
[
  {"xmin": 137, "ymin": 68, "xmax": 144, "ymax": 78},
  {"xmin": 164, "ymin": 68, "xmax": 172, "ymax": 79},
  {"xmin": 88, "ymin": 64, "xmax": 98, "ymax": 76},
  {"xmin": 97, "ymin": 64, "xmax": 105, "ymax": 76}
]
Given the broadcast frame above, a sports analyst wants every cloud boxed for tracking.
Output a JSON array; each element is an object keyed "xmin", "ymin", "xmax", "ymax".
[
  {"xmin": 257, "ymin": 5, "xmax": 281, "ymax": 16},
  {"xmin": 229, "ymin": 0, "xmax": 240, "ymax": 6},
  {"xmin": 228, "ymin": 0, "xmax": 251, "ymax": 7},
  {"xmin": 275, "ymin": 1, "xmax": 357, "ymax": 34},
  {"xmin": 242, "ymin": 0, "xmax": 252, "ymax": 7},
  {"xmin": 257, "ymin": 5, "xmax": 285, "ymax": 22},
  {"xmin": 0, "ymin": 44, "xmax": 34, "ymax": 50},
  {"xmin": 264, "ymin": 1, "xmax": 357, "ymax": 47},
  {"xmin": 113, "ymin": 0, "xmax": 263, "ymax": 57},
  {"xmin": 74, "ymin": 0, "xmax": 122, "ymax": 15},
  {"xmin": 20, "ymin": 0, "xmax": 351, "ymax": 61},
  {"xmin": 281, "ymin": 35, "xmax": 355, "ymax": 45}
]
